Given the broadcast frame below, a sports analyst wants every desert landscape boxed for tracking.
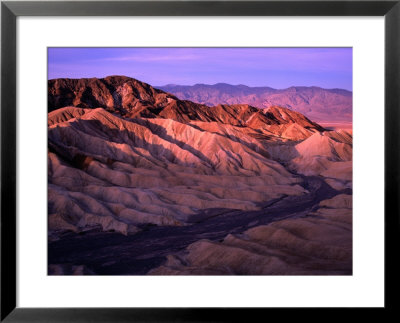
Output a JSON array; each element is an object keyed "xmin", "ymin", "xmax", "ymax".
[
  {"xmin": 47, "ymin": 75, "xmax": 352, "ymax": 275},
  {"xmin": 48, "ymin": 48, "xmax": 352, "ymax": 275}
]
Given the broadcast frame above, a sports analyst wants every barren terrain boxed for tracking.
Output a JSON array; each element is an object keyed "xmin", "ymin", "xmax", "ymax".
[{"xmin": 48, "ymin": 76, "xmax": 352, "ymax": 275}]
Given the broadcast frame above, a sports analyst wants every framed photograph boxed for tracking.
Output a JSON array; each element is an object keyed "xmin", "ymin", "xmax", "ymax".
[{"xmin": 1, "ymin": 0, "xmax": 399, "ymax": 321}]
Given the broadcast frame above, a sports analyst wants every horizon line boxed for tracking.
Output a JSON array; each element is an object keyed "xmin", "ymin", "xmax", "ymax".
[{"xmin": 47, "ymin": 75, "xmax": 353, "ymax": 92}]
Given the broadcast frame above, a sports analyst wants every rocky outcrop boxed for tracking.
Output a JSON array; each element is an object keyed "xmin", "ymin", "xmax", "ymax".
[{"xmin": 48, "ymin": 77, "xmax": 324, "ymax": 140}]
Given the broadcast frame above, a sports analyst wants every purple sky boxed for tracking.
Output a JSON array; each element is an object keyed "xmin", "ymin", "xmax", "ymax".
[{"xmin": 48, "ymin": 48, "xmax": 352, "ymax": 90}]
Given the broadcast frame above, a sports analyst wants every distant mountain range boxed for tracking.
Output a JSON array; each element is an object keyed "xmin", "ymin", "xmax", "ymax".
[{"xmin": 159, "ymin": 83, "xmax": 352, "ymax": 122}]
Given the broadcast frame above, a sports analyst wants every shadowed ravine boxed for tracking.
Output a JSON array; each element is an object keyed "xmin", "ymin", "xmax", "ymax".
[{"xmin": 48, "ymin": 175, "xmax": 350, "ymax": 275}]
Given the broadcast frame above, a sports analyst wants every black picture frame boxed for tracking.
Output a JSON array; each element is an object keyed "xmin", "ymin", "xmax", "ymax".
[{"xmin": 1, "ymin": 0, "xmax": 399, "ymax": 321}]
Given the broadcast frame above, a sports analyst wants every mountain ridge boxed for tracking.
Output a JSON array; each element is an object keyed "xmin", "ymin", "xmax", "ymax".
[{"xmin": 48, "ymin": 76, "xmax": 325, "ymax": 140}]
